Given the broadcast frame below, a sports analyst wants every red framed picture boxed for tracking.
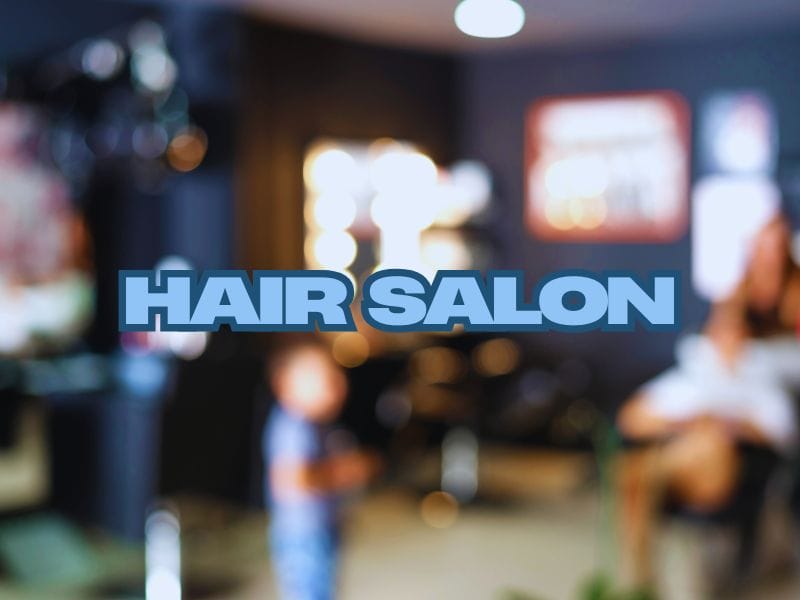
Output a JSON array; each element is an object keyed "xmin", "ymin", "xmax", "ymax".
[{"xmin": 525, "ymin": 91, "xmax": 690, "ymax": 242}]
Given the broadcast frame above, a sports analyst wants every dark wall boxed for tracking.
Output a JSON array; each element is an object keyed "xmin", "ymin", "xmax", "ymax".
[
  {"xmin": 159, "ymin": 22, "xmax": 460, "ymax": 504},
  {"xmin": 457, "ymin": 29, "xmax": 800, "ymax": 409},
  {"xmin": 0, "ymin": 0, "xmax": 147, "ymax": 63},
  {"xmin": 238, "ymin": 22, "xmax": 458, "ymax": 270}
]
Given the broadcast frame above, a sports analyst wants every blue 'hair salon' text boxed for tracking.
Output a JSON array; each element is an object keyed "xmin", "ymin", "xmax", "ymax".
[{"xmin": 119, "ymin": 269, "xmax": 679, "ymax": 333}]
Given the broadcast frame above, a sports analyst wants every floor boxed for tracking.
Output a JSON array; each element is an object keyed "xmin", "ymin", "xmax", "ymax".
[
  {"xmin": 3, "ymin": 449, "xmax": 800, "ymax": 599},
  {"xmin": 205, "ymin": 449, "xmax": 800, "ymax": 600},
  {"xmin": 211, "ymin": 488, "xmax": 800, "ymax": 600}
]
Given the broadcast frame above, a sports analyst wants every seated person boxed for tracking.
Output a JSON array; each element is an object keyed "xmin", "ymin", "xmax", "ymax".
[
  {"xmin": 616, "ymin": 217, "xmax": 800, "ymax": 588},
  {"xmin": 264, "ymin": 335, "xmax": 379, "ymax": 600}
]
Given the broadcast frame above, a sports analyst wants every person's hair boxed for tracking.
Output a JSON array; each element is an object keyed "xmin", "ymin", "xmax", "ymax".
[{"xmin": 743, "ymin": 215, "xmax": 799, "ymax": 335}]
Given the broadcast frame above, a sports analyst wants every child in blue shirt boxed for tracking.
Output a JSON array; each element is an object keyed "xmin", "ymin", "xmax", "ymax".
[{"xmin": 264, "ymin": 338, "xmax": 378, "ymax": 600}]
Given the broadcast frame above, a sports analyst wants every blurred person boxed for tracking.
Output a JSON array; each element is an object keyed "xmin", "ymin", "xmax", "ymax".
[
  {"xmin": 0, "ymin": 103, "xmax": 93, "ymax": 355},
  {"xmin": 616, "ymin": 216, "xmax": 800, "ymax": 588},
  {"xmin": 0, "ymin": 103, "xmax": 93, "ymax": 511},
  {"xmin": 264, "ymin": 336, "xmax": 379, "ymax": 600}
]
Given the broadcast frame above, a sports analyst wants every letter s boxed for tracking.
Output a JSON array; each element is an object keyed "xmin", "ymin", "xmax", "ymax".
[{"xmin": 363, "ymin": 271, "xmax": 428, "ymax": 330}]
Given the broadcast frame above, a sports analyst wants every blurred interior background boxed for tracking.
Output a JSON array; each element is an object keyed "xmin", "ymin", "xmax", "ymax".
[{"xmin": 2, "ymin": 0, "xmax": 800, "ymax": 598}]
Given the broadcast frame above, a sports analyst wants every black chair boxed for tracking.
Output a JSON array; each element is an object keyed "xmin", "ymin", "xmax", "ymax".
[{"xmin": 667, "ymin": 444, "xmax": 781, "ymax": 578}]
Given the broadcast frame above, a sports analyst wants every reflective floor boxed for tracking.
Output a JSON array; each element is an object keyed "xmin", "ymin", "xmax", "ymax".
[{"xmin": 2, "ymin": 449, "xmax": 800, "ymax": 599}]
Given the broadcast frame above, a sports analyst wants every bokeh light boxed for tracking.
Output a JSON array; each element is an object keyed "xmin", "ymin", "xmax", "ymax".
[
  {"xmin": 304, "ymin": 147, "xmax": 359, "ymax": 194},
  {"xmin": 370, "ymin": 150, "xmax": 437, "ymax": 194},
  {"xmin": 421, "ymin": 231, "xmax": 472, "ymax": 270},
  {"xmin": 310, "ymin": 193, "xmax": 358, "ymax": 231},
  {"xmin": 454, "ymin": 0, "xmax": 525, "ymax": 39},
  {"xmin": 81, "ymin": 38, "xmax": 125, "ymax": 81},
  {"xmin": 303, "ymin": 138, "xmax": 491, "ymax": 285},
  {"xmin": 472, "ymin": 337, "xmax": 520, "ymax": 377},
  {"xmin": 411, "ymin": 346, "xmax": 467, "ymax": 385},
  {"xmin": 306, "ymin": 231, "xmax": 358, "ymax": 269},
  {"xmin": 370, "ymin": 192, "xmax": 437, "ymax": 232},
  {"xmin": 332, "ymin": 331, "xmax": 370, "ymax": 368},
  {"xmin": 434, "ymin": 160, "xmax": 492, "ymax": 226},
  {"xmin": 132, "ymin": 46, "xmax": 177, "ymax": 94},
  {"xmin": 420, "ymin": 491, "xmax": 459, "ymax": 529},
  {"xmin": 544, "ymin": 154, "xmax": 608, "ymax": 201},
  {"xmin": 167, "ymin": 126, "xmax": 207, "ymax": 172},
  {"xmin": 133, "ymin": 123, "xmax": 169, "ymax": 159}
]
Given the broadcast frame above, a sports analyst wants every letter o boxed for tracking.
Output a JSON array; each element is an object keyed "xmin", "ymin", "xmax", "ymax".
[{"xmin": 539, "ymin": 276, "xmax": 608, "ymax": 327}]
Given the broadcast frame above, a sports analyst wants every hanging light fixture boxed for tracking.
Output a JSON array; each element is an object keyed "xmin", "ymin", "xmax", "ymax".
[{"xmin": 454, "ymin": 0, "xmax": 526, "ymax": 39}]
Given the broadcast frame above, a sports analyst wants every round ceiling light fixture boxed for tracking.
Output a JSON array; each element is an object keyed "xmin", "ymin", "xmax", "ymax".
[{"xmin": 454, "ymin": 0, "xmax": 526, "ymax": 39}]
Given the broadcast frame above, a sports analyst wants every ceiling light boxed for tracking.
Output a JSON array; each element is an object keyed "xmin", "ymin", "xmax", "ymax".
[{"xmin": 454, "ymin": 0, "xmax": 525, "ymax": 39}]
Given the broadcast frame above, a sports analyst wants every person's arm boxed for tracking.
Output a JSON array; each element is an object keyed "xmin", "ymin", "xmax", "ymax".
[
  {"xmin": 617, "ymin": 393, "xmax": 687, "ymax": 441},
  {"xmin": 271, "ymin": 451, "xmax": 380, "ymax": 498},
  {"xmin": 620, "ymin": 394, "xmax": 775, "ymax": 445},
  {"xmin": 722, "ymin": 419, "xmax": 771, "ymax": 446}
]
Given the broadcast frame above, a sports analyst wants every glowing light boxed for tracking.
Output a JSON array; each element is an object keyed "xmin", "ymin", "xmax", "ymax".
[
  {"xmin": 568, "ymin": 196, "xmax": 608, "ymax": 230},
  {"xmin": 307, "ymin": 231, "xmax": 357, "ymax": 269},
  {"xmin": 145, "ymin": 508, "xmax": 181, "ymax": 600},
  {"xmin": 135, "ymin": 318, "xmax": 209, "ymax": 361},
  {"xmin": 167, "ymin": 126, "xmax": 207, "ymax": 172},
  {"xmin": 442, "ymin": 427, "xmax": 479, "ymax": 502},
  {"xmin": 129, "ymin": 20, "xmax": 166, "ymax": 50},
  {"xmin": 692, "ymin": 175, "xmax": 780, "ymax": 301},
  {"xmin": 305, "ymin": 147, "xmax": 359, "ymax": 193},
  {"xmin": 301, "ymin": 139, "xmax": 491, "ymax": 279},
  {"xmin": 411, "ymin": 346, "xmax": 466, "ymax": 385},
  {"xmin": 133, "ymin": 123, "xmax": 168, "ymax": 159},
  {"xmin": 371, "ymin": 192, "xmax": 436, "ymax": 232},
  {"xmin": 425, "ymin": 160, "xmax": 493, "ymax": 228},
  {"xmin": 146, "ymin": 569, "xmax": 181, "ymax": 600},
  {"xmin": 375, "ymin": 228, "xmax": 424, "ymax": 274},
  {"xmin": 166, "ymin": 331, "xmax": 208, "ymax": 361},
  {"xmin": 714, "ymin": 123, "xmax": 769, "ymax": 173},
  {"xmin": 129, "ymin": 22, "xmax": 174, "ymax": 95},
  {"xmin": 473, "ymin": 337, "xmax": 520, "ymax": 376},
  {"xmin": 544, "ymin": 154, "xmax": 608, "ymax": 200},
  {"xmin": 132, "ymin": 46, "xmax": 177, "ymax": 94},
  {"xmin": 82, "ymin": 39, "xmax": 124, "ymax": 80},
  {"xmin": 155, "ymin": 256, "xmax": 192, "ymax": 282},
  {"xmin": 454, "ymin": 0, "xmax": 525, "ymax": 39},
  {"xmin": 370, "ymin": 150, "xmax": 437, "ymax": 194},
  {"xmin": 529, "ymin": 93, "xmax": 689, "ymax": 241},
  {"xmin": 544, "ymin": 197, "xmax": 573, "ymax": 230},
  {"xmin": 332, "ymin": 332, "xmax": 370, "ymax": 368},
  {"xmin": 706, "ymin": 93, "xmax": 774, "ymax": 174},
  {"xmin": 367, "ymin": 137, "xmax": 404, "ymax": 160},
  {"xmin": 421, "ymin": 231, "xmax": 472, "ymax": 270},
  {"xmin": 420, "ymin": 491, "xmax": 459, "ymax": 529},
  {"xmin": 434, "ymin": 160, "xmax": 491, "ymax": 226},
  {"xmin": 310, "ymin": 193, "xmax": 357, "ymax": 231}
]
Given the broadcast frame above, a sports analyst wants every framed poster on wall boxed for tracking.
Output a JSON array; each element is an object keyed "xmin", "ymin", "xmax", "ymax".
[{"xmin": 525, "ymin": 91, "xmax": 690, "ymax": 242}]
